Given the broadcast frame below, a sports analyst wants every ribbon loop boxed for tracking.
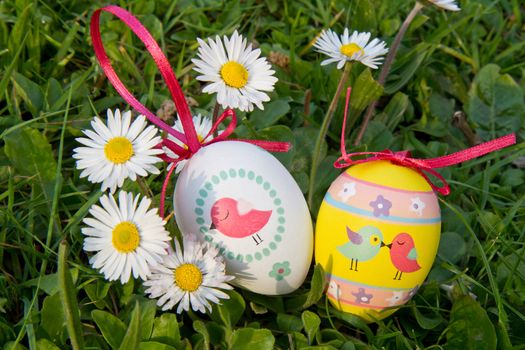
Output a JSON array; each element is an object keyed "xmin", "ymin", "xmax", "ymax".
[{"xmin": 337, "ymin": 87, "xmax": 516, "ymax": 195}]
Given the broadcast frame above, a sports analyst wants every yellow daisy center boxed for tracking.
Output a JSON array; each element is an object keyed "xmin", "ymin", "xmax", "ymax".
[
  {"xmin": 104, "ymin": 137, "xmax": 134, "ymax": 164},
  {"xmin": 174, "ymin": 263, "xmax": 203, "ymax": 292},
  {"xmin": 111, "ymin": 222, "xmax": 140, "ymax": 253},
  {"xmin": 220, "ymin": 61, "xmax": 249, "ymax": 88},
  {"xmin": 340, "ymin": 43, "xmax": 364, "ymax": 58}
]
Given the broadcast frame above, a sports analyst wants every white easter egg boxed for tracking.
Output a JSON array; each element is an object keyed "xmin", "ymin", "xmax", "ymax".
[{"xmin": 173, "ymin": 141, "xmax": 313, "ymax": 295}]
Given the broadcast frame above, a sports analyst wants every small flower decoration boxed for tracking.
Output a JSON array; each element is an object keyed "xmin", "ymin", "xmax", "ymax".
[
  {"xmin": 352, "ymin": 288, "xmax": 373, "ymax": 304},
  {"xmin": 328, "ymin": 280, "xmax": 342, "ymax": 300},
  {"xmin": 338, "ymin": 181, "xmax": 356, "ymax": 202},
  {"xmin": 409, "ymin": 197, "xmax": 426, "ymax": 216},
  {"xmin": 386, "ymin": 291, "xmax": 405, "ymax": 306},
  {"xmin": 269, "ymin": 261, "xmax": 291, "ymax": 281},
  {"xmin": 82, "ymin": 191, "xmax": 171, "ymax": 284},
  {"xmin": 313, "ymin": 28, "xmax": 389, "ymax": 70},
  {"xmin": 144, "ymin": 235, "xmax": 234, "ymax": 313},
  {"xmin": 192, "ymin": 30, "xmax": 278, "ymax": 112},
  {"xmin": 369, "ymin": 195, "xmax": 392, "ymax": 217},
  {"xmin": 427, "ymin": 0, "xmax": 461, "ymax": 11},
  {"xmin": 73, "ymin": 109, "xmax": 163, "ymax": 193},
  {"xmin": 163, "ymin": 114, "xmax": 213, "ymax": 173}
]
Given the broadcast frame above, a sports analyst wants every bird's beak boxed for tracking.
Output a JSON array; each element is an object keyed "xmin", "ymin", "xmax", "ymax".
[
  {"xmin": 210, "ymin": 222, "xmax": 216, "ymax": 230},
  {"xmin": 381, "ymin": 241, "xmax": 392, "ymax": 249}
]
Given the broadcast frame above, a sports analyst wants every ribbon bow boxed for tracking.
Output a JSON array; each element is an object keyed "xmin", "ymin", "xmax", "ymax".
[
  {"xmin": 90, "ymin": 5, "xmax": 290, "ymax": 217},
  {"xmin": 336, "ymin": 88, "xmax": 516, "ymax": 195}
]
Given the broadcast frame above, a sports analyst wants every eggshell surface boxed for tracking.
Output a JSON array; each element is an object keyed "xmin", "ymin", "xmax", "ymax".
[
  {"xmin": 174, "ymin": 141, "xmax": 313, "ymax": 295},
  {"xmin": 315, "ymin": 160, "xmax": 441, "ymax": 321}
]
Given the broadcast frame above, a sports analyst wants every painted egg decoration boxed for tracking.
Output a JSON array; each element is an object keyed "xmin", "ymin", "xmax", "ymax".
[
  {"xmin": 174, "ymin": 141, "xmax": 314, "ymax": 295},
  {"xmin": 315, "ymin": 160, "xmax": 441, "ymax": 321}
]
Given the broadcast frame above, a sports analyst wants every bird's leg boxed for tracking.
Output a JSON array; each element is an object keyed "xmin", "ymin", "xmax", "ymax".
[
  {"xmin": 393, "ymin": 271, "xmax": 399, "ymax": 280},
  {"xmin": 350, "ymin": 259, "xmax": 354, "ymax": 270},
  {"xmin": 252, "ymin": 234, "xmax": 263, "ymax": 245},
  {"xmin": 355, "ymin": 260, "xmax": 359, "ymax": 272},
  {"xmin": 398, "ymin": 271, "xmax": 402, "ymax": 280}
]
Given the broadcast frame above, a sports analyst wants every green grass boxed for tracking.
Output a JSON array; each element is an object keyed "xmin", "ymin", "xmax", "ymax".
[{"xmin": 1, "ymin": 0, "xmax": 524, "ymax": 349}]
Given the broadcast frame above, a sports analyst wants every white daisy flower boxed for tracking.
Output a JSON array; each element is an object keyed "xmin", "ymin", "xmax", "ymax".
[
  {"xmin": 82, "ymin": 191, "xmax": 171, "ymax": 284},
  {"xmin": 163, "ymin": 114, "xmax": 213, "ymax": 173},
  {"xmin": 428, "ymin": 0, "xmax": 461, "ymax": 11},
  {"xmin": 313, "ymin": 28, "xmax": 389, "ymax": 70},
  {"xmin": 73, "ymin": 109, "xmax": 163, "ymax": 193},
  {"xmin": 144, "ymin": 235, "xmax": 234, "ymax": 314},
  {"xmin": 192, "ymin": 30, "xmax": 278, "ymax": 112}
]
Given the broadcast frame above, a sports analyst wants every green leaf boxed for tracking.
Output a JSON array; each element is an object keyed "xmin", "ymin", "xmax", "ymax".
[
  {"xmin": 412, "ymin": 304, "xmax": 443, "ymax": 330},
  {"xmin": 91, "ymin": 310, "xmax": 126, "ymax": 350},
  {"xmin": 138, "ymin": 299, "xmax": 157, "ymax": 341},
  {"xmin": 151, "ymin": 313, "xmax": 181, "ymax": 347},
  {"xmin": 348, "ymin": 68, "xmax": 383, "ymax": 119},
  {"xmin": 257, "ymin": 125, "xmax": 295, "ymax": 168},
  {"xmin": 447, "ymin": 296, "xmax": 497, "ymax": 350},
  {"xmin": 58, "ymin": 241, "xmax": 84, "ymax": 350},
  {"xmin": 40, "ymin": 293, "xmax": 66, "ymax": 345},
  {"xmin": 24, "ymin": 269, "xmax": 78, "ymax": 296},
  {"xmin": 376, "ymin": 92, "xmax": 409, "ymax": 130},
  {"xmin": 438, "ymin": 231, "xmax": 467, "ymax": 264},
  {"xmin": 250, "ymin": 99, "xmax": 291, "ymax": 129},
  {"xmin": 85, "ymin": 279, "xmax": 112, "ymax": 310},
  {"xmin": 229, "ymin": 328, "xmax": 275, "ymax": 350},
  {"xmin": 119, "ymin": 302, "xmax": 142, "ymax": 350},
  {"xmin": 193, "ymin": 320, "xmax": 210, "ymax": 349},
  {"xmin": 3, "ymin": 127, "xmax": 58, "ymax": 203},
  {"xmin": 210, "ymin": 290, "xmax": 245, "ymax": 329},
  {"xmin": 286, "ymin": 264, "xmax": 326, "ymax": 311},
  {"xmin": 302, "ymin": 310, "xmax": 321, "ymax": 345},
  {"xmin": 35, "ymin": 339, "xmax": 61, "ymax": 350},
  {"xmin": 13, "ymin": 72, "xmax": 44, "ymax": 115},
  {"xmin": 276, "ymin": 313, "xmax": 303, "ymax": 332},
  {"xmin": 138, "ymin": 342, "xmax": 177, "ymax": 350}
]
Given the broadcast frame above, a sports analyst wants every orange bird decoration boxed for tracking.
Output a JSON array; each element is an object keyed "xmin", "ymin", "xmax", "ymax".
[
  {"xmin": 386, "ymin": 233, "xmax": 421, "ymax": 280},
  {"xmin": 210, "ymin": 197, "xmax": 272, "ymax": 245}
]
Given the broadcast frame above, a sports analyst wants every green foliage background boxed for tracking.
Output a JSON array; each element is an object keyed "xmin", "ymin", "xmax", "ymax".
[{"xmin": 1, "ymin": 0, "xmax": 524, "ymax": 349}]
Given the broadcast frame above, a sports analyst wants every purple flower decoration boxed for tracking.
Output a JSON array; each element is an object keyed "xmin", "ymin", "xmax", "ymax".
[
  {"xmin": 369, "ymin": 195, "xmax": 392, "ymax": 217},
  {"xmin": 352, "ymin": 288, "xmax": 373, "ymax": 304}
]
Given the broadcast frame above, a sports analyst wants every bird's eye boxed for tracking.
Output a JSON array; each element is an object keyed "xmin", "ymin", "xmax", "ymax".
[{"xmin": 370, "ymin": 235, "xmax": 380, "ymax": 245}]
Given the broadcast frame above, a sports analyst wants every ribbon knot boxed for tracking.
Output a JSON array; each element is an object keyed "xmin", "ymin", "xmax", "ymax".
[{"xmin": 337, "ymin": 88, "xmax": 516, "ymax": 196}]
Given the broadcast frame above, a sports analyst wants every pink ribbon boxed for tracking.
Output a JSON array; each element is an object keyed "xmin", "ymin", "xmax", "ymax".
[
  {"xmin": 90, "ymin": 5, "xmax": 290, "ymax": 217},
  {"xmin": 336, "ymin": 88, "xmax": 516, "ymax": 195}
]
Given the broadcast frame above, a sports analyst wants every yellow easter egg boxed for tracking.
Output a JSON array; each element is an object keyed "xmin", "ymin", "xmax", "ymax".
[{"xmin": 315, "ymin": 160, "xmax": 441, "ymax": 322}]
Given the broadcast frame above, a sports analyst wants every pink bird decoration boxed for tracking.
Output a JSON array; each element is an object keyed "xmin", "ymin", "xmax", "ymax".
[
  {"xmin": 387, "ymin": 233, "xmax": 421, "ymax": 280},
  {"xmin": 210, "ymin": 197, "xmax": 272, "ymax": 245}
]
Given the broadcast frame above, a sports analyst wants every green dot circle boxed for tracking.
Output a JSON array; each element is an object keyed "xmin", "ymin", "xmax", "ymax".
[
  {"xmin": 196, "ymin": 198, "xmax": 204, "ymax": 206},
  {"xmin": 200, "ymin": 226, "xmax": 208, "ymax": 234},
  {"xmin": 275, "ymin": 235, "xmax": 282, "ymax": 242},
  {"xmin": 195, "ymin": 208, "xmax": 203, "ymax": 215},
  {"xmin": 196, "ymin": 217, "xmax": 205, "ymax": 225},
  {"xmin": 274, "ymin": 198, "xmax": 282, "ymax": 205},
  {"xmin": 269, "ymin": 242, "xmax": 277, "ymax": 250},
  {"xmin": 263, "ymin": 248, "xmax": 270, "ymax": 256},
  {"xmin": 239, "ymin": 169, "xmax": 246, "ymax": 177},
  {"xmin": 236, "ymin": 254, "xmax": 243, "ymax": 262},
  {"xmin": 204, "ymin": 235, "xmax": 212, "ymax": 241},
  {"xmin": 229, "ymin": 169, "xmax": 236, "ymax": 177},
  {"xmin": 256, "ymin": 176, "xmax": 263, "ymax": 184},
  {"xmin": 278, "ymin": 217, "xmax": 285, "ymax": 224},
  {"xmin": 220, "ymin": 171, "xmax": 227, "ymax": 179},
  {"xmin": 269, "ymin": 190, "xmax": 276, "ymax": 197},
  {"xmin": 205, "ymin": 182, "xmax": 213, "ymax": 190},
  {"xmin": 212, "ymin": 175, "xmax": 220, "ymax": 184},
  {"xmin": 263, "ymin": 182, "xmax": 270, "ymax": 190},
  {"xmin": 199, "ymin": 189, "xmax": 208, "ymax": 198},
  {"xmin": 255, "ymin": 252, "xmax": 263, "ymax": 261},
  {"xmin": 227, "ymin": 252, "xmax": 234, "ymax": 260},
  {"xmin": 277, "ymin": 207, "xmax": 285, "ymax": 215},
  {"xmin": 248, "ymin": 171, "xmax": 255, "ymax": 180},
  {"xmin": 246, "ymin": 254, "xmax": 253, "ymax": 262},
  {"xmin": 277, "ymin": 226, "xmax": 285, "ymax": 233}
]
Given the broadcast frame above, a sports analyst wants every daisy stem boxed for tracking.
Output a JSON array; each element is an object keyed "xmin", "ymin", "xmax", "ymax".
[
  {"xmin": 353, "ymin": 1, "xmax": 424, "ymax": 146},
  {"xmin": 307, "ymin": 62, "xmax": 352, "ymax": 208},
  {"xmin": 212, "ymin": 101, "xmax": 221, "ymax": 137}
]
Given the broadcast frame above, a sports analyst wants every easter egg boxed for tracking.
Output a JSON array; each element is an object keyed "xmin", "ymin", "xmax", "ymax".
[
  {"xmin": 315, "ymin": 160, "xmax": 441, "ymax": 321},
  {"xmin": 174, "ymin": 141, "xmax": 313, "ymax": 295}
]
